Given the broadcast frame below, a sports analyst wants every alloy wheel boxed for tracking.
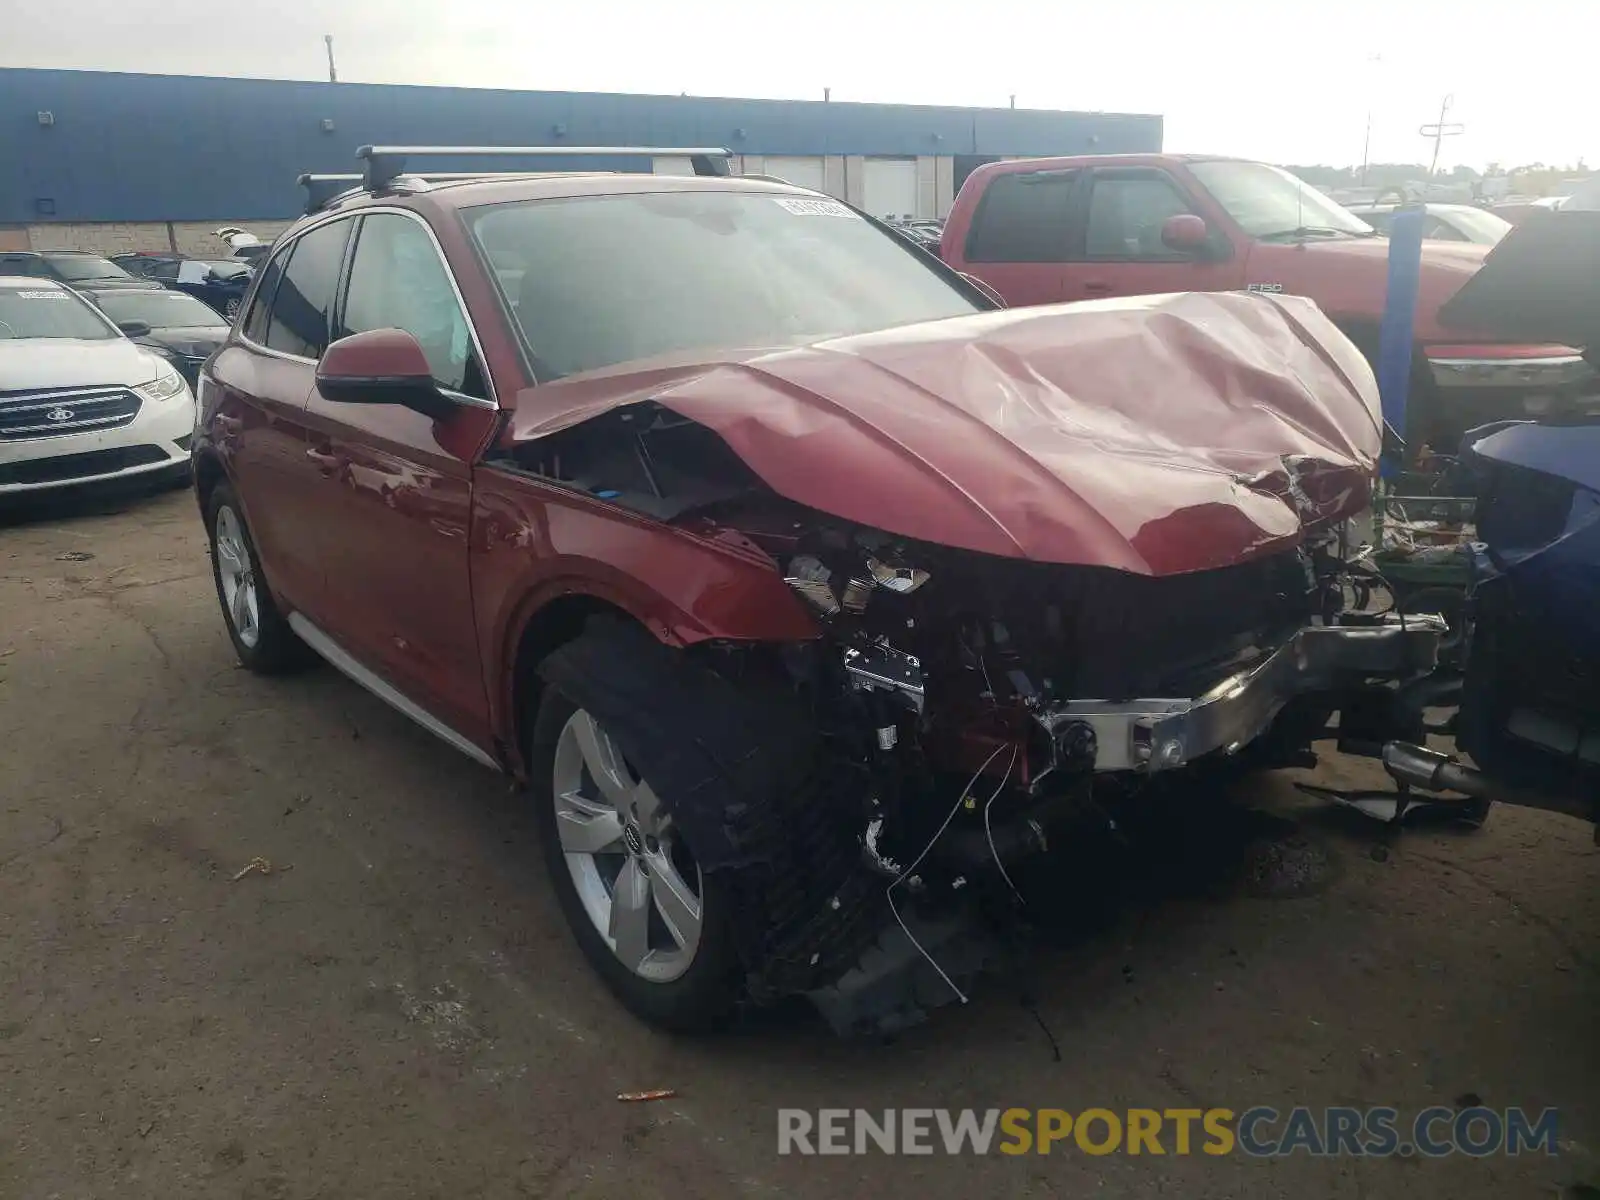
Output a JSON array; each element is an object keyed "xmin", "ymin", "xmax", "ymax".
[
  {"xmin": 213, "ymin": 505, "xmax": 260, "ymax": 649},
  {"xmin": 551, "ymin": 709, "xmax": 703, "ymax": 982}
]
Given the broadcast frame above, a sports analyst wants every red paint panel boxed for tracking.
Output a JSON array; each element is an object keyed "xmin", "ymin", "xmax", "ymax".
[
  {"xmin": 470, "ymin": 467, "xmax": 817, "ymax": 756},
  {"xmin": 509, "ymin": 291, "xmax": 1381, "ymax": 575},
  {"xmin": 300, "ymin": 393, "xmax": 503, "ymax": 749}
]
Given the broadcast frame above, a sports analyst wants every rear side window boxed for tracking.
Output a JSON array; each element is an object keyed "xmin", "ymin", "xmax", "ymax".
[
  {"xmin": 241, "ymin": 249, "xmax": 287, "ymax": 343},
  {"xmin": 964, "ymin": 170, "xmax": 1078, "ymax": 263},
  {"xmin": 264, "ymin": 219, "xmax": 351, "ymax": 358}
]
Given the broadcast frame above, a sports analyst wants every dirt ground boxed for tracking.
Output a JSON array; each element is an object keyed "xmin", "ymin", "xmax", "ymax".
[{"xmin": 1, "ymin": 484, "xmax": 1596, "ymax": 1200}]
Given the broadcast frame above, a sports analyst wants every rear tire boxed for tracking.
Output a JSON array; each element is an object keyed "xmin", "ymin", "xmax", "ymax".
[{"xmin": 205, "ymin": 483, "xmax": 309, "ymax": 674}]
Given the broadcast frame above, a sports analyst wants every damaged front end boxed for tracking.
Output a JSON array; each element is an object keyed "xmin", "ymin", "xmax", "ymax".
[
  {"xmin": 741, "ymin": 514, "xmax": 1442, "ymax": 1034},
  {"xmin": 505, "ymin": 292, "xmax": 1444, "ymax": 1034}
]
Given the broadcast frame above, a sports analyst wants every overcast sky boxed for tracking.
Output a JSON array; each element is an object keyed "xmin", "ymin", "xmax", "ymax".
[{"xmin": 3, "ymin": 0, "xmax": 1590, "ymax": 170}]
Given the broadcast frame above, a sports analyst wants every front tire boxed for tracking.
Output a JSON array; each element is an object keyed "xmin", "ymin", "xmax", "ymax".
[
  {"xmin": 529, "ymin": 687, "xmax": 742, "ymax": 1032},
  {"xmin": 206, "ymin": 483, "xmax": 308, "ymax": 674},
  {"xmin": 528, "ymin": 620, "xmax": 883, "ymax": 1032}
]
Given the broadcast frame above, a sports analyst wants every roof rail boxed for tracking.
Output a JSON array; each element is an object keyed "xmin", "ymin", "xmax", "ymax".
[
  {"xmin": 355, "ymin": 144, "xmax": 734, "ymax": 191},
  {"xmin": 296, "ymin": 170, "xmax": 605, "ymax": 214},
  {"xmin": 296, "ymin": 173, "xmax": 365, "ymax": 213}
]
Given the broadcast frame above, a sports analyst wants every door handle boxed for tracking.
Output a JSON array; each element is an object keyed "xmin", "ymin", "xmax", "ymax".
[
  {"xmin": 306, "ymin": 445, "xmax": 343, "ymax": 477},
  {"xmin": 1083, "ymin": 280, "xmax": 1114, "ymax": 295}
]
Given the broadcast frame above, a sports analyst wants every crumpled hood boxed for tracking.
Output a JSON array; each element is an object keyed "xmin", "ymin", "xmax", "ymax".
[
  {"xmin": 0, "ymin": 337, "xmax": 167, "ymax": 392},
  {"xmin": 510, "ymin": 290, "xmax": 1382, "ymax": 575}
]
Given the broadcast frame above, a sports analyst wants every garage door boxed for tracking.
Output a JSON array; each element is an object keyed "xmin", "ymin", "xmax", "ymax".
[
  {"xmin": 762, "ymin": 157, "xmax": 827, "ymax": 194},
  {"xmin": 861, "ymin": 158, "xmax": 918, "ymax": 220}
]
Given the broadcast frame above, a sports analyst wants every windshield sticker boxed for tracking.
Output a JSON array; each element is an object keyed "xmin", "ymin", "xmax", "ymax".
[
  {"xmin": 14, "ymin": 290, "xmax": 68, "ymax": 300},
  {"xmin": 772, "ymin": 197, "xmax": 858, "ymax": 218}
]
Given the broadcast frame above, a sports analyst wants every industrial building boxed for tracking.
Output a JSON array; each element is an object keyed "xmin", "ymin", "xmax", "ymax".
[{"xmin": 0, "ymin": 69, "xmax": 1162, "ymax": 255}]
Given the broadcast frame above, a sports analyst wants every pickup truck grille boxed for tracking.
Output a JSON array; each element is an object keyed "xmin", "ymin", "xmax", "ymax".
[{"xmin": 0, "ymin": 387, "xmax": 142, "ymax": 441}]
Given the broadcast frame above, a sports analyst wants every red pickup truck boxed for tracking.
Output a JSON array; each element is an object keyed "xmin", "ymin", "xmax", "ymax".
[{"xmin": 941, "ymin": 155, "xmax": 1595, "ymax": 459}]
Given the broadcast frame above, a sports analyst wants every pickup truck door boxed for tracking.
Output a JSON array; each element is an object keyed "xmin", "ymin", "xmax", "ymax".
[
  {"xmin": 952, "ymin": 168, "xmax": 1081, "ymax": 307},
  {"xmin": 300, "ymin": 210, "xmax": 501, "ymax": 753},
  {"xmin": 1058, "ymin": 167, "xmax": 1245, "ymax": 302}
]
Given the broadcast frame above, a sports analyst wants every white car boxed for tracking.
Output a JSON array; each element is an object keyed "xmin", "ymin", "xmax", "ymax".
[
  {"xmin": 1344, "ymin": 202, "xmax": 1512, "ymax": 246},
  {"xmin": 0, "ymin": 277, "xmax": 196, "ymax": 495}
]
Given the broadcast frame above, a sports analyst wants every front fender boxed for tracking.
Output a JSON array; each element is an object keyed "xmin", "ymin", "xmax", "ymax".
[{"xmin": 470, "ymin": 466, "xmax": 818, "ymax": 753}]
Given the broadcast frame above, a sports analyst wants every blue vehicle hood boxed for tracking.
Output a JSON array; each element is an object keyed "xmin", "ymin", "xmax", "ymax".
[{"xmin": 1465, "ymin": 419, "xmax": 1600, "ymax": 494}]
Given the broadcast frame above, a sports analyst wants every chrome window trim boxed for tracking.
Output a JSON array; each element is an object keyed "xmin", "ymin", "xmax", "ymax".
[{"xmin": 240, "ymin": 206, "xmax": 498, "ymax": 410}]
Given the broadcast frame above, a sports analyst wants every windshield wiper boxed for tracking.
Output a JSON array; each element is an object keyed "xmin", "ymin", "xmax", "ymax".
[{"xmin": 1258, "ymin": 226, "xmax": 1376, "ymax": 242}]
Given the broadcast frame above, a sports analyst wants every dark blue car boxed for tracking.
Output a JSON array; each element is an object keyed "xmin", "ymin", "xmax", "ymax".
[{"xmin": 110, "ymin": 253, "xmax": 253, "ymax": 321}]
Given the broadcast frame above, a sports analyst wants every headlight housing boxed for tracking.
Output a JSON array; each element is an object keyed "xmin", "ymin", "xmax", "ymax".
[{"xmin": 133, "ymin": 361, "xmax": 187, "ymax": 403}]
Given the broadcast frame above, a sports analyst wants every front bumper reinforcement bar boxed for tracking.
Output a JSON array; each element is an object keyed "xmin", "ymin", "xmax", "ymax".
[{"xmin": 1034, "ymin": 614, "xmax": 1446, "ymax": 774}]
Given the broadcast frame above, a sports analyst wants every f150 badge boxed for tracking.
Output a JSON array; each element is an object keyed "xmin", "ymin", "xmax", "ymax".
[{"xmin": 1246, "ymin": 282, "xmax": 1284, "ymax": 294}]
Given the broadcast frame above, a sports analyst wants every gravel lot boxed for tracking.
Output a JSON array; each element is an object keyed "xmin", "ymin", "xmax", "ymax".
[{"xmin": 1, "ymin": 485, "xmax": 1596, "ymax": 1199}]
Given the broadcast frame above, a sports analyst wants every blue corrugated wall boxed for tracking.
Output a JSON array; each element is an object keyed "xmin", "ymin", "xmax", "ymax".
[{"xmin": 0, "ymin": 69, "xmax": 1163, "ymax": 223}]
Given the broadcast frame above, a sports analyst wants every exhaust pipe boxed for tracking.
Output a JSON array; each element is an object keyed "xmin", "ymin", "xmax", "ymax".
[{"xmin": 1381, "ymin": 742, "xmax": 1593, "ymax": 823}]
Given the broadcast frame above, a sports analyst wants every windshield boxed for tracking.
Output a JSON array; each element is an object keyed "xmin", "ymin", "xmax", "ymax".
[
  {"xmin": 0, "ymin": 287, "xmax": 117, "ymax": 340},
  {"xmin": 1188, "ymin": 161, "xmax": 1375, "ymax": 238},
  {"xmin": 468, "ymin": 190, "xmax": 981, "ymax": 379},
  {"xmin": 1441, "ymin": 207, "xmax": 1511, "ymax": 244},
  {"xmin": 41, "ymin": 253, "xmax": 134, "ymax": 282},
  {"xmin": 93, "ymin": 289, "xmax": 228, "ymax": 329}
]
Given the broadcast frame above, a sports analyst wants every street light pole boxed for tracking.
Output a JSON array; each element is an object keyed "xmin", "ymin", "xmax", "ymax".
[{"xmin": 325, "ymin": 35, "xmax": 338, "ymax": 84}]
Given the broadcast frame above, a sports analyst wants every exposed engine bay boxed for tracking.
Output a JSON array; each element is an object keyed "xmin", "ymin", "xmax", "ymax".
[{"xmin": 503, "ymin": 399, "xmax": 1446, "ymax": 1036}]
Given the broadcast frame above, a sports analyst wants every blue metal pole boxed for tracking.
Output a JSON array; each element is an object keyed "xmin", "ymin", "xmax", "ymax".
[{"xmin": 1376, "ymin": 205, "xmax": 1426, "ymax": 475}]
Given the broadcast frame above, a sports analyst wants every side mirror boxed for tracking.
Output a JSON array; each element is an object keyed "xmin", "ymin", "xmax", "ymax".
[
  {"xmin": 316, "ymin": 328, "xmax": 456, "ymax": 420},
  {"xmin": 1160, "ymin": 214, "xmax": 1211, "ymax": 254},
  {"xmin": 117, "ymin": 320, "xmax": 152, "ymax": 338}
]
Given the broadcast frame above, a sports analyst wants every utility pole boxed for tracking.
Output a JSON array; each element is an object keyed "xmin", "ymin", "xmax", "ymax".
[
  {"xmin": 1359, "ymin": 53, "xmax": 1381, "ymax": 186},
  {"xmin": 1419, "ymin": 94, "xmax": 1464, "ymax": 179},
  {"xmin": 324, "ymin": 35, "xmax": 338, "ymax": 84}
]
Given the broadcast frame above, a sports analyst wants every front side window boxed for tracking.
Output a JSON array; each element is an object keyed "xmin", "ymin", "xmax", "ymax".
[
  {"xmin": 1084, "ymin": 173, "xmax": 1196, "ymax": 259},
  {"xmin": 340, "ymin": 214, "xmax": 479, "ymax": 396},
  {"xmin": 0, "ymin": 286, "xmax": 117, "ymax": 340},
  {"xmin": 1188, "ymin": 160, "xmax": 1374, "ymax": 240},
  {"xmin": 264, "ymin": 219, "xmax": 351, "ymax": 358},
  {"xmin": 469, "ymin": 190, "xmax": 980, "ymax": 379},
  {"xmin": 964, "ymin": 171, "xmax": 1078, "ymax": 263}
]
